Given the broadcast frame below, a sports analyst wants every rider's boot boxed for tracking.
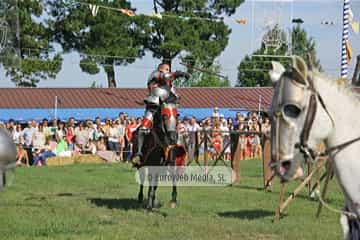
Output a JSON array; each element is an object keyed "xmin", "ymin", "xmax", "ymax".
[{"xmin": 132, "ymin": 129, "xmax": 146, "ymax": 166}]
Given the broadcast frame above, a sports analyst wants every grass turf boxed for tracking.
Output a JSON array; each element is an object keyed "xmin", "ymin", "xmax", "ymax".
[{"xmin": 0, "ymin": 160, "xmax": 344, "ymax": 240}]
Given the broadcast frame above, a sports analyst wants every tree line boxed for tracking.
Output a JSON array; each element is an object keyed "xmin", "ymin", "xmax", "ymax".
[{"xmin": 0, "ymin": 0, "xmax": 320, "ymax": 88}]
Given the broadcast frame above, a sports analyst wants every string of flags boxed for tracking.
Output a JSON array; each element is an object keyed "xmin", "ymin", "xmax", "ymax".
[
  {"xmin": 340, "ymin": 0, "xmax": 359, "ymax": 79},
  {"xmin": 82, "ymin": 1, "xmax": 360, "ymax": 29},
  {"xmin": 78, "ymin": 1, "xmax": 220, "ymax": 21}
]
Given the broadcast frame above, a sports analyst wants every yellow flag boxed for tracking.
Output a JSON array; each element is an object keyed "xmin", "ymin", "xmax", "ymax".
[
  {"xmin": 345, "ymin": 40, "xmax": 353, "ymax": 63},
  {"xmin": 349, "ymin": 8, "xmax": 359, "ymax": 34},
  {"xmin": 351, "ymin": 21, "xmax": 359, "ymax": 34}
]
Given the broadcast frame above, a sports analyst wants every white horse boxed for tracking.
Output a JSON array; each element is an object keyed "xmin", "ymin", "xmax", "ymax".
[
  {"xmin": 269, "ymin": 56, "xmax": 360, "ymax": 239},
  {"xmin": 0, "ymin": 128, "xmax": 16, "ymax": 191}
]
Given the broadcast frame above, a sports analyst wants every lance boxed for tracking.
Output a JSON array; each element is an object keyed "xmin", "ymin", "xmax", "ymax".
[{"xmin": 179, "ymin": 62, "xmax": 227, "ymax": 79}]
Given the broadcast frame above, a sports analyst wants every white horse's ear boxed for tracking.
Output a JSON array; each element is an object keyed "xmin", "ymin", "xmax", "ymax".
[
  {"xmin": 292, "ymin": 56, "xmax": 308, "ymax": 85},
  {"xmin": 269, "ymin": 61, "xmax": 285, "ymax": 84}
]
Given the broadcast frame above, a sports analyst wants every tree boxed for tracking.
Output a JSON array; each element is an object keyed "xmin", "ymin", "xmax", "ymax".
[
  {"xmin": 140, "ymin": 0, "xmax": 244, "ymax": 70},
  {"xmin": 0, "ymin": 0, "xmax": 62, "ymax": 87},
  {"xmin": 237, "ymin": 24, "xmax": 321, "ymax": 87},
  {"xmin": 49, "ymin": 0, "xmax": 145, "ymax": 87}
]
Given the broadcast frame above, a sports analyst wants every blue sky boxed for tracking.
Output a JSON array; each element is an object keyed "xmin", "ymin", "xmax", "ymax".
[{"xmin": 1, "ymin": 0, "xmax": 360, "ymax": 87}]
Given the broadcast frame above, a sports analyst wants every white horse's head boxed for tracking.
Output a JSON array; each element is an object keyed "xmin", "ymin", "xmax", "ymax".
[{"xmin": 269, "ymin": 56, "xmax": 333, "ymax": 181}]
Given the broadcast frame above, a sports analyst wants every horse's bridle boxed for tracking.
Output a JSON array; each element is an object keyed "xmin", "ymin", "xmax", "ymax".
[{"xmin": 275, "ymin": 71, "xmax": 360, "ymax": 164}]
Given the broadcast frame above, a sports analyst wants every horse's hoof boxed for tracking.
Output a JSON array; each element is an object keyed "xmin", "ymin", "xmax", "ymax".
[
  {"xmin": 132, "ymin": 155, "xmax": 142, "ymax": 167},
  {"xmin": 170, "ymin": 201, "xmax": 177, "ymax": 209}
]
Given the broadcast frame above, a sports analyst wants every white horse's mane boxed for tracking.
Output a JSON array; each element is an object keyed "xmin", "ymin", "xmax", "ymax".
[{"xmin": 312, "ymin": 70, "xmax": 360, "ymax": 107}]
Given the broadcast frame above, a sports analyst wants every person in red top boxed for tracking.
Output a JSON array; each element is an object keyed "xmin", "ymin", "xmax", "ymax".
[
  {"xmin": 132, "ymin": 63, "xmax": 189, "ymax": 165},
  {"xmin": 126, "ymin": 118, "xmax": 139, "ymax": 161}
]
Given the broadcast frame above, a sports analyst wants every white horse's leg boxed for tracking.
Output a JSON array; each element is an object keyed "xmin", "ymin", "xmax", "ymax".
[{"xmin": 340, "ymin": 212, "xmax": 351, "ymax": 240}]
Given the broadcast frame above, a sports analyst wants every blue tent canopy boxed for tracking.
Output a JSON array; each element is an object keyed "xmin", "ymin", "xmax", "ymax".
[{"xmin": 0, "ymin": 108, "xmax": 249, "ymax": 123}]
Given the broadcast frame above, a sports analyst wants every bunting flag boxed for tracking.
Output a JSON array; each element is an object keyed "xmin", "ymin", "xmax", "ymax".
[
  {"xmin": 341, "ymin": 0, "xmax": 350, "ymax": 79},
  {"xmin": 235, "ymin": 18, "xmax": 247, "ymax": 24},
  {"xmin": 349, "ymin": 8, "xmax": 359, "ymax": 34},
  {"xmin": 150, "ymin": 12, "xmax": 163, "ymax": 19},
  {"xmin": 345, "ymin": 40, "xmax": 353, "ymax": 62},
  {"xmin": 119, "ymin": 8, "xmax": 135, "ymax": 17},
  {"xmin": 88, "ymin": 4, "xmax": 100, "ymax": 17}
]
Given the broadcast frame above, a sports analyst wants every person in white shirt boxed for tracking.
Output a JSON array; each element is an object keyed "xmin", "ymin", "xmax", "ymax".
[
  {"xmin": 108, "ymin": 121, "xmax": 120, "ymax": 158},
  {"xmin": 186, "ymin": 116, "xmax": 201, "ymax": 161}
]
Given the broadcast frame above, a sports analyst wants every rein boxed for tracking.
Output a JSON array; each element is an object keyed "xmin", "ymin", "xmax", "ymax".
[{"xmin": 295, "ymin": 75, "xmax": 360, "ymax": 220}]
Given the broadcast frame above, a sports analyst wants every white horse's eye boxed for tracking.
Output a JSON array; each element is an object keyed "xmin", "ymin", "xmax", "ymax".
[{"xmin": 283, "ymin": 104, "xmax": 301, "ymax": 118}]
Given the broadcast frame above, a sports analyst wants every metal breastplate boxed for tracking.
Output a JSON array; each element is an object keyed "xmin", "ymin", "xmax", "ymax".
[{"xmin": 150, "ymin": 85, "xmax": 170, "ymax": 102}]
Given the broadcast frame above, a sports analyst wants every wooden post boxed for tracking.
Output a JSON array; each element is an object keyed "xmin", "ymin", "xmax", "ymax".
[
  {"xmin": 316, "ymin": 161, "xmax": 333, "ymax": 218},
  {"xmin": 262, "ymin": 137, "xmax": 272, "ymax": 190},
  {"xmin": 204, "ymin": 131, "xmax": 208, "ymax": 167},
  {"xmin": 278, "ymin": 160, "xmax": 325, "ymax": 214},
  {"xmin": 274, "ymin": 182, "xmax": 286, "ymax": 221},
  {"xmin": 232, "ymin": 137, "xmax": 241, "ymax": 184},
  {"xmin": 352, "ymin": 55, "xmax": 360, "ymax": 86}
]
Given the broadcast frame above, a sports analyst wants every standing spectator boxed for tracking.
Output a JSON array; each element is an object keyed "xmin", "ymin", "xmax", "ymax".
[
  {"xmin": 50, "ymin": 119, "xmax": 58, "ymax": 139},
  {"xmin": 125, "ymin": 117, "xmax": 139, "ymax": 161},
  {"xmin": 87, "ymin": 120, "xmax": 96, "ymax": 141},
  {"xmin": 211, "ymin": 121, "xmax": 223, "ymax": 160},
  {"xmin": 102, "ymin": 118, "xmax": 111, "ymax": 147},
  {"xmin": 22, "ymin": 120, "xmax": 37, "ymax": 165},
  {"xmin": 186, "ymin": 116, "xmax": 201, "ymax": 162},
  {"xmin": 250, "ymin": 133, "xmax": 261, "ymax": 158},
  {"xmin": 42, "ymin": 119, "xmax": 51, "ymax": 140},
  {"xmin": 66, "ymin": 122, "xmax": 75, "ymax": 150},
  {"xmin": 117, "ymin": 120, "xmax": 126, "ymax": 161},
  {"xmin": 238, "ymin": 134, "xmax": 247, "ymax": 160},
  {"xmin": 108, "ymin": 121, "xmax": 120, "ymax": 158},
  {"xmin": 212, "ymin": 107, "xmax": 220, "ymax": 119},
  {"xmin": 221, "ymin": 119, "xmax": 231, "ymax": 161},
  {"xmin": 75, "ymin": 121, "xmax": 89, "ymax": 150},
  {"xmin": 56, "ymin": 121, "xmax": 66, "ymax": 142},
  {"xmin": 32, "ymin": 123, "xmax": 46, "ymax": 150},
  {"xmin": 176, "ymin": 118, "xmax": 186, "ymax": 146},
  {"xmin": 12, "ymin": 123, "xmax": 23, "ymax": 145},
  {"xmin": 261, "ymin": 117, "xmax": 271, "ymax": 138}
]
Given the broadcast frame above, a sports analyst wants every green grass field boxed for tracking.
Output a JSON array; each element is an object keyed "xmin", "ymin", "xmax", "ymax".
[{"xmin": 0, "ymin": 160, "xmax": 344, "ymax": 240}]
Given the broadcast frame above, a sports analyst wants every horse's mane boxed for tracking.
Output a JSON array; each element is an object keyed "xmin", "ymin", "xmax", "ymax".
[{"xmin": 312, "ymin": 70, "xmax": 360, "ymax": 106}]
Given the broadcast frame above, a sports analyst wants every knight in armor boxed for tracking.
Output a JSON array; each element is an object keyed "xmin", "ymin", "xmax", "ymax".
[{"xmin": 132, "ymin": 63, "xmax": 189, "ymax": 165}]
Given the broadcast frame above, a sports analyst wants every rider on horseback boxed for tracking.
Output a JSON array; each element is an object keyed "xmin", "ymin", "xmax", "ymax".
[{"xmin": 132, "ymin": 63, "xmax": 189, "ymax": 165}]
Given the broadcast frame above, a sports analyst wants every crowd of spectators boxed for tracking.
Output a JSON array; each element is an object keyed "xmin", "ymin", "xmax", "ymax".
[{"xmin": 0, "ymin": 108, "xmax": 271, "ymax": 167}]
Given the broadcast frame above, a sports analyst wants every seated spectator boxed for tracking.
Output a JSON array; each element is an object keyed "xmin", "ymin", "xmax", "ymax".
[
  {"xmin": 16, "ymin": 144, "xmax": 29, "ymax": 167},
  {"xmin": 83, "ymin": 138, "xmax": 97, "ymax": 154},
  {"xmin": 33, "ymin": 138, "xmax": 57, "ymax": 166},
  {"xmin": 56, "ymin": 136, "xmax": 72, "ymax": 157},
  {"xmin": 96, "ymin": 137, "xmax": 117, "ymax": 162}
]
